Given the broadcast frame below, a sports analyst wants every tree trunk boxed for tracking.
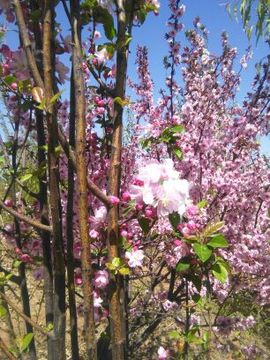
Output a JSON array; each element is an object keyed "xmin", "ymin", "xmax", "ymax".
[{"xmin": 43, "ymin": 3, "xmax": 66, "ymax": 359}]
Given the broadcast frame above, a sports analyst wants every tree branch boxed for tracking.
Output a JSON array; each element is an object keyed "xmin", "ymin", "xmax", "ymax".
[
  {"xmin": 57, "ymin": 126, "xmax": 111, "ymax": 206},
  {"xmin": 0, "ymin": 291, "xmax": 52, "ymax": 338},
  {"xmin": 0, "ymin": 200, "xmax": 52, "ymax": 233},
  {"xmin": 0, "ymin": 336, "xmax": 16, "ymax": 360},
  {"xmin": 87, "ymin": 63, "xmax": 116, "ymax": 97},
  {"xmin": 13, "ymin": 0, "xmax": 44, "ymax": 89}
]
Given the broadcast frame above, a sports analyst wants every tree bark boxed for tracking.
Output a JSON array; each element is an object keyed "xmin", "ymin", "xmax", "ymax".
[
  {"xmin": 43, "ymin": 2, "xmax": 66, "ymax": 359},
  {"xmin": 71, "ymin": 1, "xmax": 97, "ymax": 359},
  {"xmin": 107, "ymin": 1, "xmax": 132, "ymax": 359},
  {"xmin": 66, "ymin": 70, "xmax": 80, "ymax": 360}
]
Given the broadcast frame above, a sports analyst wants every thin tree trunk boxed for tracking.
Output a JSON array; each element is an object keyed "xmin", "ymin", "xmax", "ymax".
[
  {"xmin": 43, "ymin": 3, "xmax": 66, "ymax": 359},
  {"xmin": 36, "ymin": 108, "xmax": 54, "ymax": 360},
  {"xmin": 66, "ymin": 71, "xmax": 80, "ymax": 360},
  {"xmin": 31, "ymin": 2, "xmax": 54, "ymax": 356},
  {"xmin": 71, "ymin": 1, "xmax": 97, "ymax": 359},
  {"xmin": 107, "ymin": 1, "xmax": 131, "ymax": 359}
]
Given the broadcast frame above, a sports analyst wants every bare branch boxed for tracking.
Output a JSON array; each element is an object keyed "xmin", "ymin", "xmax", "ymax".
[
  {"xmin": 0, "ymin": 292, "xmax": 52, "ymax": 338},
  {"xmin": 13, "ymin": 0, "xmax": 44, "ymax": 89},
  {"xmin": 0, "ymin": 200, "xmax": 52, "ymax": 233}
]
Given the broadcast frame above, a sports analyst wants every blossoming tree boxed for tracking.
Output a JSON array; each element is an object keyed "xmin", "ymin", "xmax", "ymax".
[{"xmin": 0, "ymin": 0, "xmax": 269, "ymax": 359}]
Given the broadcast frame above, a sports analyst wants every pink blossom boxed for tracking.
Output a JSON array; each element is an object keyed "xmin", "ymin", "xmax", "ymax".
[
  {"xmin": 121, "ymin": 230, "xmax": 128, "ymax": 237},
  {"xmin": 21, "ymin": 254, "xmax": 32, "ymax": 263},
  {"xmin": 122, "ymin": 192, "xmax": 131, "ymax": 202},
  {"xmin": 94, "ymin": 30, "xmax": 101, "ymax": 39},
  {"xmin": 90, "ymin": 229, "xmax": 99, "ymax": 239},
  {"xmin": 186, "ymin": 204, "xmax": 199, "ymax": 217},
  {"xmin": 125, "ymin": 249, "xmax": 144, "ymax": 268},
  {"xmin": 162, "ymin": 299, "xmax": 178, "ymax": 312},
  {"xmin": 95, "ymin": 48, "xmax": 110, "ymax": 65},
  {"xmin": 93, "ymin": 291, "xmax": 103, "ymax": 308},
  {"xmin": 4, "ymin": 199, "xmax": 13, "ymax": 207},
  {"xmin": 94, "ymin": 270, "xmax": 109, "ymax": 289},
  {"xmin": 75, "ymin": 271, "xmax": 83, "ymax": 285},
  {"xmin": 10, "ymin": 82, "xmax": 17, "ymax": 90},
  {"xmin": 93, "ymin": 206, "xmax": 107, "ymax": 222},
  {"xmin": 157, "ymin": 346, "xmax": 168, "ymax": 359},
  {"xmin": 130, "ymin": 159, "xmax": 190, "ymax": 217},
  {"xmin": 109, "ymin": 195, "xmax": 120, "ymax": 205}
]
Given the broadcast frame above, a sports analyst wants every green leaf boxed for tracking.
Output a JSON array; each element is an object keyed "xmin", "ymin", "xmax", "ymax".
[
  {"xmin": 20, "ymin": 173, "xmax": 33, "ymax": 183},
  {"xmin": 35, "ymin": 99, "xmax": 46, "ymax": 111},
  {"xmin": 81, "ymin": 0, "xmax": 96, "ymax": 10},
  {"xmin": 176, "ymin": 257, "xmax": 190, "ymax": 272},
  {"xmin": 207, "ymin": 234, "xmax": 228, "ymax": 248},
  {"xmin": 186, "ymin": 328, "xmax": 204, "ymax": 344},
  {"xmin": 197, "ymin": 200, "xmax": 208, "ymax": 209},
  {"xmin": 49, "ymin": 91, "xmax": 63, "ymax": 105},
  {"xmin": 113, "ymin": 96, "xmax": 129, "ymax": 107},
  {"xmin": 193, "ymin": 243, "xmax": 212, "ymax": 262},
  {"xmin": 12, "ymin": 260, "xmax": 22, "ymax": 268},
  {"xmin": 170, "ymin": 125, "xmax": 185, "ymax": 133},
  {"xmin": 93, "ymin": 6, "xmax": 116, "ymax": 40},
  {"xmin": 119, "ymin": 267, "xmax": 130, "ymax": 275},
  {"xmin": 46, "ymin": 323, "xmax": 54, "ymax": 332},
  {"xmin": 138, "ymin": 217, "xmax": 150, "ymax": 234},
  {"xmin": 173, "ymin": 147, "xmax": 182, "ymax": 160},
  {"xmin": 20, "ymin": 333, "xmax": 34, "ymax": 353},
  {"xmin": 192, "ymin": 293, "xmax": 201, "ymax": 304},
  {"xmin": 137, "ymin": 8, "xmax": 147, "ymax": 24},
  {"xmin": 140, "ymin": 137, "xmax": 153, "ymax": 149},
  {"xmin": 30, "ymin": 9, "xmax": 42, "ymax": 22},
  {"xmin": 202, "ymin": 221, "xmax": 225, "ymax": 238},
  {"xmin": 4, "ymin": 75, "xmax": 16, "ymax": 85},
  {"xmin": 112, "ymin": 257, "xmax": 121, "ymax": 268},
  {"xmin": 106, "ymin": 262, "xmax": 116, "ymax": 271},
  {"xmin": 211, "ymin": 262, "xmax": 228, "ymax": 283},
  {"xmin": 168, "ymin": 330, "xmax": 181, "ymax": 339},
  {"xmin": 0, "ymin": 305, "xmax": 7, "ymax": 317},
  {"xmin": 203, "ymin": 331, "xmax": 210, "ymax": 344},
  {"xmin": 186, "ymin": 334, "xmax": 204, "ymax": 345},
  {"xmin": 169, "ymin": 212, "xmax": 180, "ymax": 230}
]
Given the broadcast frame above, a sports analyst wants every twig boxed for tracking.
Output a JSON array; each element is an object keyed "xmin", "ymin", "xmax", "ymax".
[
  {"xmin": 87, "ymin": 63, "xmax": 116, "ymax": 97},
  {"xmin": 0, "ymin": 336, "xmax": 16, "ymax": 360},
  {"xmin": 0, "ymin": 292, "xmax": 52, "ymax": 338},
  {"xmin": 57, "ymin": 125, "xmax": 111, "ymax": 207},
  {"xmin": 13, "ymin": 0, "xmax": 44, "ymax": 89},
  {"xmin": 0, "ymin": 200, "xmax": 52, "ymax": 233}
]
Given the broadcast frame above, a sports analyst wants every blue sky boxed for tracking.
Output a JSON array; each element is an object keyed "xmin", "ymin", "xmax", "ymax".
[
  {"xmin": 128, "ymin": 0, "xmax": 268, "ymax": 97},
  {"xmin": 1, "ymin": 0, "xmax": 269, "ymax": 152}
]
